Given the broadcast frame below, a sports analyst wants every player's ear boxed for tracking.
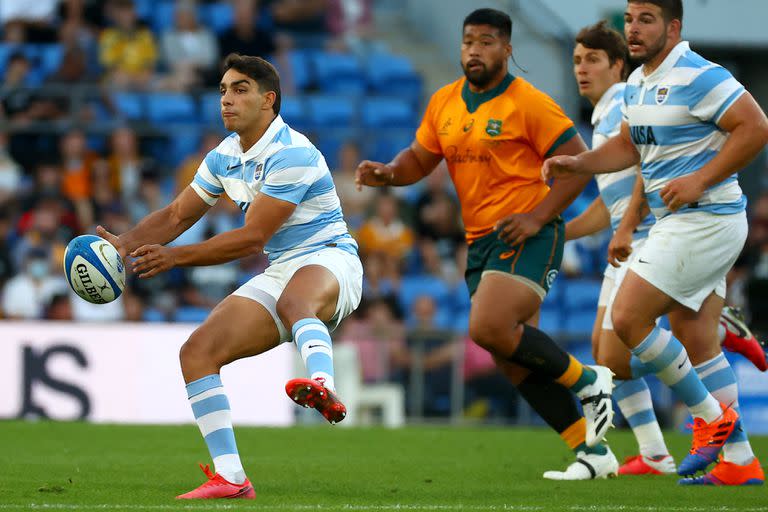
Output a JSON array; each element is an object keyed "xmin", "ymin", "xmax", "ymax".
[{"xmin": 262, "ymin": 90, "xmax": 277, "ymax": 112}]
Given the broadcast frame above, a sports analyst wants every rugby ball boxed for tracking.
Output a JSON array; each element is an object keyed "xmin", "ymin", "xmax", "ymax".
[{"xmin": 63, "ymin": 235, "xmax": 126, "ymax": 304}]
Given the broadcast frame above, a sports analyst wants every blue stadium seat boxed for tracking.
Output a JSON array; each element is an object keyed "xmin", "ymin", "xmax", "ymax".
[
  {"xmin": 142, "ymin": 307, "xmax": 167, "ymax": 322},
  {"xmin": 146, "ymin": 92, "xmax": 197, "ymax": 123},
  {"xmin": 286, "ymin": 49, "xmax": 314, "ymax": 91},
  {"xmin": 199, "ymin": 91, "xmax": 222, "ymax": 126},
  {"xmin": 278, "ymin": 96, "xmax": 308, "ymax": 131},
  {"xmin": 314, "ymin": 134, "xmax": 350, "ymax": 170},
  {"xmin": 199, "ymin": 2, "xmax": 234, "ymax": 34},
  {"xmin": 112, "ymin": 92, "xmax": 145, "ymax": 120},
  {"xmin": 361, "ymin": 97, "xmax": 415, "ymax": 129},
  {"xmin": 305, "ymin": 95, "xmax": 356, "ymax": 129},
  {"xmin": 562, "ymin": 278, "xmax": 602, "ymax": 311},
  {"xmin": 174, "ymin": 306, "xmax": 211, "ymax": 323},
  {"xmin": 365, "ymin": 53, "xmax": 422, "ymax": 102},
  {"xmin": 539, "ymin": 308, "xmax": 563, "ymax": 336},
  {"xmin": 398, "ymin": 274, "xmax": 452, "ymax": 313},
  {"xmin": 564, "ymin": 310, "xmax": 597, "ymax": 337},
  {"xmin": 150, "ymin": 2, "xmax": 177, "ymax": 34},
  {"xmin": 37, "ymin": 44, "xmax": 63, "ymax": 78},
  {"xmin": 362, "ymin": 129, "xmax": 412, "ymax": 164},
  {"xmin": 168, "ymin": 130, "xmax": 202, "ymax": 167},
  {"xmin": 312, "ymin": 52, "xmax": 366, "ymax": 95}
]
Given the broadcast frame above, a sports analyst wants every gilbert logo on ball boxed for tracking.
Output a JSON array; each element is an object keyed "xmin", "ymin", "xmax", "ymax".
[{"xmin": 63, "ymin": 235, "xmax": 126, "ymax": 304}]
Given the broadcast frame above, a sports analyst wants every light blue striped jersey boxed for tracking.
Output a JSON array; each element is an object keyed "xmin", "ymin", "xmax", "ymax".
[
  {"xmin": 623, "ymin": 41, "xmax": 746, "ymax": 219},
  {"xmin": 592, "ymin": 82, "xmax": 654, "ymax": 239},
  {"xmin": 190, "ymin": 115, "xmax": 358, "ymax": 263}
]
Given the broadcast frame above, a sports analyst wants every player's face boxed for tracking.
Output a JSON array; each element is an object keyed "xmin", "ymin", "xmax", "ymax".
[
  {"xmin": 461, "ymin": 24, "xmax": 511, "ymax": 90},
  {"xmin": 573, "ymin": 44, "xmax": 621, "ymax": 104},
  {"xmin": 219, "ymin": 69, "xmax": 271, "ymax": 133},
  {"xmin": 624, "ymin": 3, "xmax": 670, "ymax": 64}
]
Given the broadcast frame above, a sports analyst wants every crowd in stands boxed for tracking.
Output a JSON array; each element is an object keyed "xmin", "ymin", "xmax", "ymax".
[{"xmin": 0, "ymin": 0, "xmax": 766, "ymax": 421}]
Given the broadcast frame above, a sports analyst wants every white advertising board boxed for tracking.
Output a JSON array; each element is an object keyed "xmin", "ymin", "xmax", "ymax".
[{"xmin": 0, "ymin": 322, "xmax": 295, "ymax": 426}]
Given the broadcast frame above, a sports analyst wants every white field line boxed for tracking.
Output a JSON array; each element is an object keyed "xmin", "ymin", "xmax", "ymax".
[{"xmin": 0, "ymin": 506, "xmax": 766, "ymax": 512}]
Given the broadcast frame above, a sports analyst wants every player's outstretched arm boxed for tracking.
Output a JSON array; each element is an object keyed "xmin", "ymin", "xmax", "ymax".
[
  {"xmin": 542, "ymin": 122, "xmax": 640, "ymax": 180},
  {"xmin": 97, "ymin": 186, "xmax": 212, "ymax": 258},
  {"xmin": 660, "ymin": 93, "xmax": 768, "ymax": 211},
  {"xmin": 608, "ymin": 170, "xmax": 648, "ymax": 267},
  {"xmin": 355, "ymin": 140, "xmax": 442, "ymax": 190},
  {"xmin": 131, "ymin": 193, "xmax": 296, "ymax": 278},
  {"xmin": 565, "ymin": 196, "xmax": 610, "ymax": 241}
]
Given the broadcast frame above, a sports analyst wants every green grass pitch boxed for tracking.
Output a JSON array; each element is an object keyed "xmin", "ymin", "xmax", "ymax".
[{"xmin": 1, "ymin": 421, "xmax": 766, "ymax": 511}]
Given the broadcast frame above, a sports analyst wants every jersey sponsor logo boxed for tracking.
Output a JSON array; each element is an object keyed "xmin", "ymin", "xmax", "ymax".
[
  {"xmin": 463, "ymin": 119, "xmax": 475, "ymax": 132},
  {"xmin": 630, "ymin": 126, "xmax": 657, "ymax": 145},
  {"xmin": 499, "ymin": 250, "xmax": 516, "ymax": 260},
  {"xmin": 486, "ymin": 119, "xmax": 503, "ymax": 137},
  {"xmin": 444, "ymin": 146, "xmax": 492, "ymax": 165},
  {"xmin": 438, "ymin": 117, "xmax": 453, "ymax": 135},
  {"xmin": 655, "ymin": 85, "xmax": 671, "ymax": 105}
]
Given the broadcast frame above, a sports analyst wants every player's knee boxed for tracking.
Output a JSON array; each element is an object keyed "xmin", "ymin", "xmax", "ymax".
[
  {"xmin": 275, "ymin": 294, "xmax": 309, "ymax": 328},
  {"xmin": 179, "ymin": 328, "xmax": 221, "ymax": 368},
  {"xmin": 468, "ymin": 316, "xmax": 509, "ymax": 354},
  {"xmin": 610, "ymin": 306, "xmax": 634, "ymax": 343}
]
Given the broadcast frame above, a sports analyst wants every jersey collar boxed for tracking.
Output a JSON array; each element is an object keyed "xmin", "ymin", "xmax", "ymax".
[
  {"xmin": 237, "ymin": 114, "xmax": 285, "ymax": 160},
  {"xmin": 461, "ymin": 73, "xmax": 515, "ymax": 114},
  {"xmin": 639, "ymin": 40, "xmax": 689, "ymax": 87},
  {"xmin": 591, "ymin": 82, "xmax": 625, "ymax": 127}
]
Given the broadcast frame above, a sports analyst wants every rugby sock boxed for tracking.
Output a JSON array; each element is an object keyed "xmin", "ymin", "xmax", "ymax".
[
  {"xmin": 517, "ymin": 372, "xmax": 607, "ymax": 456},
  {"xmin": 293, "ymin": 318, "xmax": 336, "ymax": 392},
  {"xmin": 508, "ymin": 325, "xmax": 597, "ymax": 392},
  {"xmin": 186, "ymin": 374, "xmax": 245, "ymax": 484},
  {"xmin": 613, "ymin": 378, "xmax": 669, "ymax": 457},
  {"xmin": 695, "ymin": 353, "xmax": 754, "ymax": 465},
  {"xmin": 631, "ymin": 326, "xmax": 721, "ymax": 422}
]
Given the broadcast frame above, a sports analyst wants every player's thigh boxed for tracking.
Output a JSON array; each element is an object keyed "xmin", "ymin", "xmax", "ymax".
[
  {"xmin": 181, "ymin": 295, "xmax": 280, "ymax": 369},
  {"xmin": 668, "ymin": 292, "xmax": 724, "ymax": 365},
  {"xmin": 277, "ymin": 248, "xmax": 363, "ymax": 329},
  {"xmin": 611, "ymin": 270, "xmax": 675, "ymax": 344}
]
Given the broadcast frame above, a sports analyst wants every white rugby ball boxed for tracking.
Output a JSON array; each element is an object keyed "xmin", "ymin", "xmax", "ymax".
[{"xmin": 63, "ymin": 234, "xmax": 126, "ymax": 304}]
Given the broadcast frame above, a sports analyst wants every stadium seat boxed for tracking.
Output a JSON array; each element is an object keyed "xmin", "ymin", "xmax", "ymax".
[
  {"xmin": 112, "ymin": 92, "xmax": 145, "ymax": 120},
  {"xmin": 150, "ymin": 2, "xmax": 177, "ymax": 34},
  {"xmin": 199, "ymin": 2, "xmax": 234, "ymax": 34},
  {"xmin": 37, "ymin": 44, "xmax": 63, "ymax": 78},
  {"xmin": 199, "ymin": 91, "xmax": 222, "ymax": 126},
  {"xmin": 365, "ymin": 53, "xmax": 422, "ymax": 102},
  {"xmin": 362, "ymin": 129, "xmax": 412, "ymax": 164},
  {"xmin": 538, "ymin": 308, "xmax": 563, "ymax": 336},
  {"xmin": 142, "ymin": 307, "xmax": 167, "ymax": 323},
  {"xmin": 146, "ymin": 92, "xmax": 197, "ymax": 123},
  {"xmin": 305, "ymin": 95, "xmax": 356, "ymax": 130},
  {"xmin": 312, "ymin": 52, "xmax": 366, "ymax": 95},
  {"xmin": 564, "ymin": 310, "xmax": 597, "ymax": 337},
  {"xmin": 278, "ymin": 96, "xmax": 308, "ymax": 131},
  {"xmin": 398, "ymin": 274, "xmax": 452, "ymax": 313},
  {"xmin": 168, "ymin": 130, "xmax": 202, "ymax": 167},
  {"xmin": 174, "ymin": 306, "xmax": 211, "ymax": 323},
  {"xmin": 285, "ymin": 49, "xmax": 314, "ymax": 91},
  {"xmin": 360, "ymin": 97, "xmax": 416, "ymax": 129},
  {"xmin": 562, "ymin": 278, "xmax": 602, "ymax": 311}
]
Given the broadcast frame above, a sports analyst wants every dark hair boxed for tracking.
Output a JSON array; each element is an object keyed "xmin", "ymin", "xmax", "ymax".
[
  {"xmin": 222, "ymin": 53, "xmax": 281, "ymax": 115},
  {"xmin": 575, "ymin": 21, "xmax": 630, "ymax": 80},
  {"xmin": 463, "ymin": 8, "xmax": 511, "ymax": 41},
  {"xmin": 628, "ymin": 0, "xmax": 683, "ymax": 24}
]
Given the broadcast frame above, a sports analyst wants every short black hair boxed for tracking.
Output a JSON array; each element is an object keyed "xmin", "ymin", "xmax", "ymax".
[
  {"xmin": 463, "ymin": 8, "xmax": 511, "ymax": 41},
  {"xmin": 575, "ymin": 21, "xmax": 629, "ymax": 80},
  {"xmin": 222, "ymin": 53, "xmax": 281, "ymax": 115},
  {"xmin": 628, "ymin": 0, "xmax": 683, "ymax": 24}
]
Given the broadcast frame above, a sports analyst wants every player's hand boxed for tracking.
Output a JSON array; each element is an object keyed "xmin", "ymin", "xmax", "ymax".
[
  {"xmin": 96, "ymin": 225, "xmax": 127, "ymax": 259},
  {"xmin": 355, "ymin": 160, "xmax": 393, "ymax": 190},
  {"xmin": 607, "ymin": 227, "xmax": 633, "ymax": 268},
  {"xmin": 131, "ymin": 244, "xmax": 176, "ymax": 279},
  {"xmin": 660, "ymin": 174, "xmax": 705, "ymax": 212},
  {"xmin": 495, "ymin": 213, "xmax": 544, "ymax": 247},
  {"xmin": 541, "ymin": 155, "xmax": 582, "ymax": 181}
]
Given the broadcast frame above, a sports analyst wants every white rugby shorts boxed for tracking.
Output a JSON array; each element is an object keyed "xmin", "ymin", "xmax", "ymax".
[
  {"xmin": 599, "ymin": 238, "xmax": 647, "ymax": 330},
  {"xmin": 233, "ymin": 246, "xmax": 363, "ymax": 342},
  {"xmin": 628, "ymin": 210, "xmax": 747, "ymax": 311}
]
